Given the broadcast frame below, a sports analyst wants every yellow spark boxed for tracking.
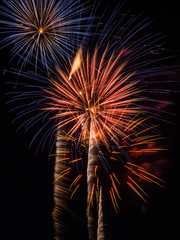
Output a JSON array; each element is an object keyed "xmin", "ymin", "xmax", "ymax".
[
  {"xmin": 90, "ymin": 184, "xmax": 95, "ymax": 206},
  {"xmin": 138, "ymin": 168, "xmax": 165, "ymax": 183},
  {"xmin": 131, "ymin": 137, "xmax": 165, "ymax": 146},
  {"xmin": 88, "ymin": 184, "xmax": 95, "ymax": 214},
  {"xmin": 63, "ymin": 131, "xmax": 76, "ymax": 141},
  {"xmin": 111, "ymin": 188, "xmax": 119, "ymax": 209},
  {"xmin": 97, "ymin": 178, "xmax": 99, "ymax": 191},
  {"xmin": 119, "ymin": 103, "xmax": 130, "ymax": 122},
  {"xmin": 124, "ymin": 112, "xmax": 141, "ymax": 131},
  {"xmin": 56, "ymin": 150, "xmax": 70, "ymax": 153},
  {"xmin": 118, "ymin": 145, "xmax": 129, "ymax": 149},
  {"xmin": 127, "ymin": 162, "xmax": 146, "ymax": 170},
  {"xmin": 128, "ymin": 116, "xmax": 152, "ymax": 131},
  {"xmin": 136, "ymin": 124, "xmax": 160, "ymax": 136},
  {"xmin": 55, "ymin": 157, "xmax": 70, "ymax": 163},
  {"xmin": 110, "ymin": 189, "xmax": 118, "ymax": 213},
  {"xmin": 112, "ymin": 173, "xmax": 120, "ymax": 185},
  {"xmin": 70, "ymin": 184, "xmax": 80, "ymax": 200},
  {"xmin": 81, "ymin": 143, "xmax": 86, "ymax": 148},
  {"xmin": 128, "ymin": 176, "xmax": 148, "ymax": 197},
  {"xmin": 110, "ymin": 157, "xmax": 119, "ymax": 161},
  {"xmin": 125, "ymin": 164, "xmax": 165, "ymax": 187},
  {"xmin": 69, "ymin": 158, "xmax": 82, "ymax": 164},
  {"xmin": 112, "ymin": 183, "xmax": 121, "ymax": 200},
  {"xmin": 133, "ymin": 134, "xmax": 161, "ymax": 142},
  {"xmin": 110, "ymin": 175, "xmax": 121, "ymax": 200},
  {"xmin": 69, "ymin": 174, "xmax": 82, "ymax": 190},
  {"xmin": 125, "ymin": 166, "xmax": 152, "ymax": 183},
  {"xmin": 139, "ymin": 173, "xmax": 165, "ymax": 188},
  {"xmin": 129, "ymin": 148, "xmax": 168, "ymax": 153},
  {"xmin": 55, "ymin": 159, "xmax": 66, "ymax": 163},
  {"xmin": 95, "ymin": 165, "xmax": 98, "ymax": 177},
  {"xmin": 129, "ymin": 150, "xmax": 158, "ymax": 153},
  {"xmin": 53, "ymin": 167, "xmax": 71, "ymax": 184},
  {"xmin": 127, "ymin": 181, "xmax": 148, "ymax": 203},
  {"xmin": 123, "ymin": 132, "xmax": 137, "ymax": 140},
  {"xmin": 56, "ymin": 134, "xmax": 72, "ymax": 141},
  {"xmin": 49, "ymin": 153, "xmax": 66, "ymax": 156}
]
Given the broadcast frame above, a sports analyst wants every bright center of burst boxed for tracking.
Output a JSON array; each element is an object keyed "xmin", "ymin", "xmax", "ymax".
[
  {"xmin": 38, "ymin": 27, "xmax": 44, "ymax": 34},
  {"xmin": 86, "ymin": 106, "xmax": 95, "ymax": 114},
  {"xmin": 90, "ymin": 108, "xmax": 95, "ymax": 113}
]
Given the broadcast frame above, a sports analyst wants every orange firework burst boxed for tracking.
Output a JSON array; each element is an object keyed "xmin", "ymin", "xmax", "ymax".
[
  {"xmin": 44, "ymin": 46, "xmax": 142, "ymax": 148},
  {"xmin": 43, "ymin": 45, "xmax": 167, "ymax": 215}
]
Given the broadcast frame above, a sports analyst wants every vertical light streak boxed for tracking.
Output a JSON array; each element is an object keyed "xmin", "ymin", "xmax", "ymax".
[
  {"xmin": 110, "ymin": 189, "xmax": 118, "ymax": 213},
  {"xmin": 97, "ymin": 187, "xmax": 104, "ymax": 240},
  {"xmin": 53, "ymin": 129, "xmax": 72, "ymax": 240},
  {"xmin": 95, "ymin": 165, "xmax": 98, "ymax": 177},
  {"xmin": 110, "ymin": 174, "xmax": 121, "ymax": 200},
  {"xmin": 111, "ymin": 188, "xmax": 119, "ymax": 210},
  {"xmin": 87, "ymin": 120, "xmax": 100, "ymax": 240}
]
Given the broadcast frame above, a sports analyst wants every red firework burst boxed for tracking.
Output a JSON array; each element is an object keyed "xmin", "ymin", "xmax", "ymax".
[{"xmin": 44, "ymin": 46, "xmax": 143, "ymax": 148}]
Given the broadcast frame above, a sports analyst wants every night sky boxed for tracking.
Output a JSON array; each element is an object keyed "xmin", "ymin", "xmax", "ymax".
[{"xmin": 1, "ymin": 0, "xmax": 180, "ymax": 239}]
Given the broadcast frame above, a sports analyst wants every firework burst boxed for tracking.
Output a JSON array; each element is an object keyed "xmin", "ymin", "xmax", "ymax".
[
  {"xmin": 0, "ymin": 0, "xmax": 91, "ymax": 69},
  {"xmin": 44, "ymin": 46, "xmax": 141, "ymax": 147},
  {"xmin": 5, "ymin": 43, "xmax": 172, "ymax": 239},
  {"xmin": 43, "ymin": 45, "xmax": 169, "ymax": 239},
  {"xmin": 2, "ymin": 2, "xmax": 175, "ymax": 239}
]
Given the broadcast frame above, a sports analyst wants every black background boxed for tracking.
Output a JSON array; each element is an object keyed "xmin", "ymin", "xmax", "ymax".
[{"xmin": 1, "ymin": 0, "xmax": 180, "ymax": 239}]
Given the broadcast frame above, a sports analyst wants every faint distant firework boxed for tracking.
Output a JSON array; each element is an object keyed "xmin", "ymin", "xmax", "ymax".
[{"xmin": 0, "ymin": 0, "xmax": 91, "ymax": 69}]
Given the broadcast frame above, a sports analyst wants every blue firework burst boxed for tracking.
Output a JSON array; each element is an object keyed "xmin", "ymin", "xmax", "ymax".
[{"xmin": 0, "ymin": 0, "xmax": 92, "ymax": 69}]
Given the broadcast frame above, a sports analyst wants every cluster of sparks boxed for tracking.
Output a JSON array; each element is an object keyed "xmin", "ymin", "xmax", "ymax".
[
  {"xmin": 45, "ymin": 46, "xmax": 141, "ymax": 148},
  {"xmin": 45, "ymin": 46, "xmax": 167, "ymax": 212},
  {"xmin": 52, "ymin": 134, "xmax": 166, "ymax": 212},
  {"xmin": 51, "ymin": 133, "xmax": 166, "ymax": 212}
]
